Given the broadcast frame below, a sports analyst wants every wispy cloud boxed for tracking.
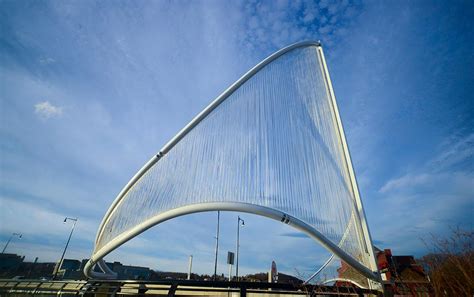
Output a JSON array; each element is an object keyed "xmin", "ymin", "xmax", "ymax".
[
  {"xmin": 38, "ymin": 57, "xmax": 55, "ymax": 65},
  {"xmin": 279, "ymin": 232, "xmax": 310, "ymax": 239},
  {"xmin": 238, "ymin": 0, "xmax": 360, "ymax": 54},
  {"xmin": 429, "ymin": 133, "xmax": 474, "ymax": 172},
  {"xmin": 380, "ymin": 133, "xmax": 473, "ymax": 194},
  {"xmin": 373, "ymin": 133, "xmax": 474, "ymax": 254},
  {"xmin": 0, "ymin": 196, "xmax": 97, "ymax": 242},
  {"xmin": 34, "ymin": 101, "xmax": 63, "ymax": 119}
]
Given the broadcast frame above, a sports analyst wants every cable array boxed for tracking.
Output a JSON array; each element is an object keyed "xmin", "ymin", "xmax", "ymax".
[{"xmin": 96, "ymin": 45, "xmax": 372, "ymax": 279}]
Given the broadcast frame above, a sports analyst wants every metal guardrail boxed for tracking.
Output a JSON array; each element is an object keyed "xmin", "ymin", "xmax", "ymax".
[{"xmin": 0, "ymin": 279, "xmax": 382, "ymax": 296}]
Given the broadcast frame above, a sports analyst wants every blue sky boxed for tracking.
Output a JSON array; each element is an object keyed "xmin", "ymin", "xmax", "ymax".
[{"xmin": 1, "ymin": 0, "xmax": 473, "ymax": 279}]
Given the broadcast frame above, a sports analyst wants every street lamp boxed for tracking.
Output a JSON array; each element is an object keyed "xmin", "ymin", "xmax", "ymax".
[
  {"xmin": 213, "ymin": 211, "xmax": 220, "ymax": 281},
  {"xmin": 235, "ymin": 216, "xmax": 244, "ymax": 281},
  {"xmin": 1, "ymin": 233, "xmax": 22, "ymax": 253},
  {"xmin": 53, "ymin": 217, "xmax": 78, "ymax": 280}
]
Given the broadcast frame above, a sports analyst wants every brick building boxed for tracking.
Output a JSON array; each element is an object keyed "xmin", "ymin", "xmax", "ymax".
[{"xmin": 337, "ymin": 247, "xmax": 433, "ymax": 296}]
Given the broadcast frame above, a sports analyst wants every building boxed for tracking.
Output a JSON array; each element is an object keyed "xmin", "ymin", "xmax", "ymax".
[
  {"xmin": 54, "ymin": 259, "xmax": 83, "ymax": 280},
  {"xmin": 84, "ymin": 259, "xmax": 153, "ymax": 280},
  {"xmin": 0, "ymin": 253, "xmax": 24, "ymax": 277},
  {"xmin": 376, "ymin": 248, "xmax": 432, "ymax": 296},
  {"xmin": 337, "ymin": 247, "xmax": 433, "ymax": 296},
  {"xmin": 0, "ymin": 254, "xmax": 56, "ymax": 279},
  {"xmin": 110, "ymin": 262, "xmax": 153, "ymax": 280}
]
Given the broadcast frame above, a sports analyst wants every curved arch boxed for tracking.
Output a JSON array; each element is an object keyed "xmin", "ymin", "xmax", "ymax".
[
  {"xmin": 304, "ymin": 211, "xmax": 356, "ymax": 284},
  {"xmin": 322, "ymin": 278, "xmax": 367, "ymax": 289},
  {"xmin": 84, "ymin": 202, "xmax": 377, "ymax": 281},
  {"xmin": 304, "ymin": 254, "xmax": 335, "ymax": 284}
]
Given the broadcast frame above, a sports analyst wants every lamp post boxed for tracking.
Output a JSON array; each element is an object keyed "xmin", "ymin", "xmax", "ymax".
[
  {"xmin": 235, "ymin": 216, "xmax": 244, "ymax": 281},
  {"xmin": 213, "ymin": 211, "xmax": 220, "ymax": 281},
  {"xmin": 1, "ymin": 233, "xmax": 22, "ymax": 253},
  {"xmin": 53, "ymin": 217, "xmax": 77, "ymax": 280}
]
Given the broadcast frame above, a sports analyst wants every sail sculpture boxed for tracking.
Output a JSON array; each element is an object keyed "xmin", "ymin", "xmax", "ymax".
[{"xmin": 85, "ymin": 41, "xmax": 381, "ymax": 288}]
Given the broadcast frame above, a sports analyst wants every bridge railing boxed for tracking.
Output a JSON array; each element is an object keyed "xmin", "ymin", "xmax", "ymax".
[{"xmin": 0, "ymin": 279, "xmax": 382, "ymax": 296}]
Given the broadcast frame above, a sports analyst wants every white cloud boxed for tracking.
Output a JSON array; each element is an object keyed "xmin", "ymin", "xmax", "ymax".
[
  {"xmin": 319, "ymin": 0, "xmax": 329, "ymax": 10},
  {"xmin": 380, "ymin": 133, "xmax": 474, "ymax": 194},
  {"xmin": 0, "ymin": 196, "xmax": 98, "ymax": 263},
  {"xmin": 38, "ymin": 57, "xmax": 56, "ymax": 65},
  {"xmin": 379, "ymin": 173, "xmax": 431, "ymax": 193},
  {"xmin": 320, "ymin": 15, "xmax": 328, "ymax": 24},
  {"xmin": 327, "ymin": 3, "xmax": 340, "ymax": 15},
  {"xmin": 372, "ymin": 173, "xmax": 473, "ymax": 255},
  {"xmin": 0, "ymin": 196, "xmax": 97, "ymax": 242},
  {"xmin": 373, "ymin": 133, "xmax": 474, "ymax": 254},
  {"xmin": 318, "ymin": 25, "xmax": 331, "ymax": 34},
  {"xmin": 34, "ymin": 101, "xmax": 63, "ymax": 119},
  {"xmin": 238, "ymin": 1, "xmax": 360, "ymax": 54},
  {"xmin": 429, "ymin": 133, "xmax": 474, "ymax": 172}
]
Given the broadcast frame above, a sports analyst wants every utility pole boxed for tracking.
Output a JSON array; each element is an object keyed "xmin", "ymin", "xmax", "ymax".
[{"xmin": 235, "ymin": 216, "xmax": 244, "ymax": 281}]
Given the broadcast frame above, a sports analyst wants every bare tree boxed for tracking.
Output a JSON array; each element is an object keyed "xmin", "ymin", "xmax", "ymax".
[{"xmin": 420, "ymin": 227, "xmax": 473, "ymax": 296}]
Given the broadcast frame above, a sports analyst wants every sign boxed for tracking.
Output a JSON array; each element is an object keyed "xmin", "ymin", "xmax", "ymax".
[{"xmin": 227, "ymin": 252, "xmax": 235, "ymax": 265}]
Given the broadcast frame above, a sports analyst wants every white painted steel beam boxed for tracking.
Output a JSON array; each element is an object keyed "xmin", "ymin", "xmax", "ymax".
[{"xmin": 316, "ymin": 46, "xmax": 382, "ymax": 290}]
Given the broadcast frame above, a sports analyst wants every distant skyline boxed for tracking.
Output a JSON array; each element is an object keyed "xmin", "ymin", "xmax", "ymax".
[{"xmin": 1, "ymin": 0, "xmax": 473, "ymax": 279}]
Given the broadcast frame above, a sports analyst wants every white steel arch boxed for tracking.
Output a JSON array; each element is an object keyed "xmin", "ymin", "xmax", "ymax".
[
  {"xmin": 84, "ymin": 41, "xmax": 381, "ymax": 287},
  {"xmin": 85, "ymin": 202, "xmax": 377, "ymax": 280},
  {"xmin": 323, "ymin": 278, "xmax": 368, "ymax": 289}
]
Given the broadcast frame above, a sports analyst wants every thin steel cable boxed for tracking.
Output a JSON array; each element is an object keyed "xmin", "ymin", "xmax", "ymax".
[{"xmin": 96, "ymin": 45, "xmax": 371, "ymax": 277}]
